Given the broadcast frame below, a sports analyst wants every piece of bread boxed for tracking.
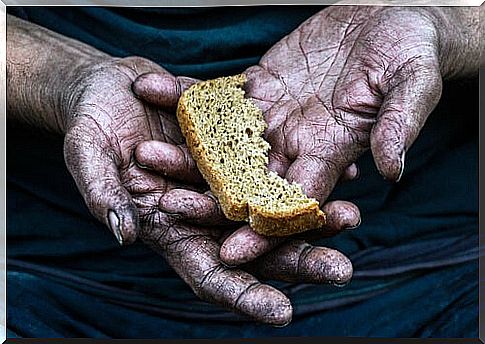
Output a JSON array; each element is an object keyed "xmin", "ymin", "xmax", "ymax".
[{"xmin": 176, "ymin": 74, "xmax": 326, "ymax": 237}]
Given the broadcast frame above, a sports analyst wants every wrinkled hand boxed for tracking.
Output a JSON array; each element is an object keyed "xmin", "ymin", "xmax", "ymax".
[
  {"xmin": 64, "ymin": 57, "xmax": 353, "ymax": 326},
  {"xmin": 132, "ymin": 70, "xmax": 362, "ymax": 267},
  {"xmin": 216, "ymin": 6, "xmax": 458, "ymax": 263},
  {"xmin": 245, "ymin": 6, "xmax": 446, "ymax": 199},
  {"xmin": 63, "ymin": 56, "xmax": 196, "ymax": 244},
  {"xmin": 141, "ymin": 6, "xmax": 458, "ymax": 265}
]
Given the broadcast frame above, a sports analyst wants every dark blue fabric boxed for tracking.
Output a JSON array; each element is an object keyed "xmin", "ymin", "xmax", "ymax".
[
  {"xmin": 6, "ymin": 7, "xmax": 479, "ymax": 338},
  {"xmin": 8, "ymin": 7, "xmax": 321, "ymax": 79}
]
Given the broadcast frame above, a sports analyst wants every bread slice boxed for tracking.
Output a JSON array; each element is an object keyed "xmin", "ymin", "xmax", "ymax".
[{"xmin": 176, "ymin": 74, "xmax": 326, "ymax": 237}]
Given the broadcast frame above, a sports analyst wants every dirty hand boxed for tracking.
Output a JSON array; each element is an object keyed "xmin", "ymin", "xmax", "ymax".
[
  {"xmin": 7, "ymin": 15, "xmax": 353, "ymax": 325},
  {"xmin": 220, "ymin": 5, "xmax": 481, "ymax": 264},
  {"xmin": 132, "ymin": 72, "xmax": 354, "ymax": 326}
]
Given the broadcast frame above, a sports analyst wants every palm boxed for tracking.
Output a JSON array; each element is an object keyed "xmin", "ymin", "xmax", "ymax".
[{"xmin": 244, "ymin": 6, "xmax": 442, "ymax": 202}]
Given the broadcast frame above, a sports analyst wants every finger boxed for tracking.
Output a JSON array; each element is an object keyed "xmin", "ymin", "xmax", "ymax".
[
  {"xmin": 371, "ymin": 66, "xmax": 442, "ymax": 182},
  {"xmin": 64, "ymin": 117, "xmax": 138, "ymax": 245},
  {"xmin": 135, "ymin": 140, "xmax": 204, "ymax": 184},
  {"xmin": 219, "ymin": 200, "xmax": 360, "ymax": 266},
  {"xmin": 339, "ymin": 163, "xmax": 359, "ymax": 182},
  {"xmin": 321, "ymin": 200, "xmax": 361, "ymax": 235},
  {"xmin": 248, "ymin": 240, "xmax": 353, "ymax": 286},
  {"xmin": 142, "ymin": 221, "xmax": 293, "ymax": 326},
  {"xmin": 132, "ymin": 72, "xmax": 198, "ymax": 110},
  {"xmin": 298, "ymin": 201, "xmax": 361, "ymax": 243},
  {"xmin": 158, "ymin": 189, "xmax": 233, "ymax": 226},
  {"xmin": 220, "ymin": 225, "xmax": 284, "ymax": 266},
  {"xmin": 285, "ymin": 154, "xmax": 344, "ymax": 205}
]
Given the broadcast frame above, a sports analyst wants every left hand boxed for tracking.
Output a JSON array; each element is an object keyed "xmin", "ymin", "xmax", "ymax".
[{"xmin": 220, "ymin": 5, "xmax": 480, "ymax": 264}]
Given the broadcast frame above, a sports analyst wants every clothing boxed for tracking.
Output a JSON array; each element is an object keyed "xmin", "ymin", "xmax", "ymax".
[{"xmin": 7, "ymin": 7, "xmax": 479, "ymax": 338}]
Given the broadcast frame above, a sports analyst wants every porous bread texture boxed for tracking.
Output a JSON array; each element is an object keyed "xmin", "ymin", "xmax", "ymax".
[{"xmin": 176, "ymin": 74, "xmax": 326, "ymax": 237}]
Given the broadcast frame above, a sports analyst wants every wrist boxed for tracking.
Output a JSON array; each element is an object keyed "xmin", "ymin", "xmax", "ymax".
[
  {"xmin": 6, "ymin": 15, "xmax": 112, "ymax": 134},
  {"xmin": 61, "ymin": 56, "xmax": 119, "ymax": 133}
]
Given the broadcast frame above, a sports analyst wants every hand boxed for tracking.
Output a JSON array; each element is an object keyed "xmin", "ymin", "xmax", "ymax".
[
  {"xmin": 218, "ymin": 5, "xmax": 480, "ymax": 263},
  {"xmin": 113, "ymin": 69, "xmax": 355, "ymax": 326},
  {"xmin": 132, "ymin": 69, "xmax": 362, "ymax": 269},
  {"xmin": 134, "ymin": 5, "xmax": 481, "ymax": 265},
  {"xmin": 6, "ymin": 15, "xmax": 353, "ymax": 326}
]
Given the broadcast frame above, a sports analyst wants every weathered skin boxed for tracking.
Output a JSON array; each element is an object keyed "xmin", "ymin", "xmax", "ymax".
[
  {"xmin": 226, "ymin": 5, "xmax": 482, "ymax": 264},
  {"xmin": 7, "ymin": 5, "xmax": 482, "ymax": 326},
  {"xmin": 7, "ymin": 14, "xmax": 355, "ymax": 326},
  {"xmin": 243, "ymin": 6, "xmax": 480, "ymax": 200},
  {"xmin": 222, "ymin": 5, "xmax": 481, "ymax": 264},
  {"xmin": 133, "ymin": 5, "xmax": 482, "ymax": 266}
]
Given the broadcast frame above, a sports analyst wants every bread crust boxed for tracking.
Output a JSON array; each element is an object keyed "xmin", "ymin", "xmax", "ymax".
[{"xmin": 176, "ymin": 75, "xmax": 326, "ymax": 237}]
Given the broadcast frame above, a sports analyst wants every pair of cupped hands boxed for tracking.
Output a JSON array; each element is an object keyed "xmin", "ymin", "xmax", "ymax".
[{"xmin": 62, "ymin": 6, "xmax": 464, "ymax": 325}]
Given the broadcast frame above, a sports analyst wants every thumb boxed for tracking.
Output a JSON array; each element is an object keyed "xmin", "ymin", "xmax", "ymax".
[
  {"xmin": 64, "ymin": 116, "xmax": 139, "ymax": 245},
  {"xmin": 371, "ymin": 65, "xmax": 442, "ymax": 181},
  {"xmin": 132, "ymin": 72, "xmax": 198, "ymax": 110},
  {"xmin": 134, "ymin": 140, "xmax": 204, "ymax": 184}
]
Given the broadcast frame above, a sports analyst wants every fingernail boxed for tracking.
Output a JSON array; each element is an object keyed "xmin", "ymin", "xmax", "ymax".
[
  {"xmin": 108, "ymin": 210, "xmax": 123, "ymax": 246},
  {"xmin": 271, "ymin": 319, "xmax": 292, "ymax": 328},
  {"xmin": 131, "ymin": 79, "xmax": 143, "ymax": 97},
  {"xmin": 346, "ymin": 217, "xmax": 361, "ymax": 230},
  {"xmin": 354, "ymin": 166, "xmax": 360, "ymax": 180},
  {"xmin": 219, "ymin": 259, "xmax": 237, "ymax": 269},
  {"xmin": 135, "ymin": 160, "xmax": 150, "ymax": 170},
  {"xmin": 396, "ymin": 150, "xmax": 406, "ymax": 182},
  {"xmin": 331, "ymin": 280, "xmax": 351, "ymax": 288},
  {"xmin": 204, "ymin": 190, "xmax": 220, "ymax": 204}
]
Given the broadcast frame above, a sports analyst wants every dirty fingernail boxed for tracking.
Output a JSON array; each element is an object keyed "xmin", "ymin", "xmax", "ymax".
[
  {"xmin": 135, "ymin": 161, "xmax": 149, "ymax": 170},
  {"xmin": 396, "ymin": 150, "xmax": 406, "ymax": 182},
  {"xmin": 354, "ymin": 165, "xmax": 360, "ymax": 180},
  {"xmin": 331, "ymin": 280, "xmax": 352, "ymax": 288},
  {"xmin": 108, "ymin": 210, "xmax": 123, "ymax": 245},
  {"xmin": 271, "ymin": 319, "xmax": 292, "ymax": 328},
  {"xmin": 346, "ymin": 217, "xmax": 361, "ymax": 230}
]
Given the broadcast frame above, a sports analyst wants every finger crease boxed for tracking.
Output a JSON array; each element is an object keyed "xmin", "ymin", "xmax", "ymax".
[
  {"xmin": 234, "ymin": 281, "xmax": 260, "ymax": 309},
  {"xmin": 296, "ymin": 245, "xmax": 314, "ymax": 276}
]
